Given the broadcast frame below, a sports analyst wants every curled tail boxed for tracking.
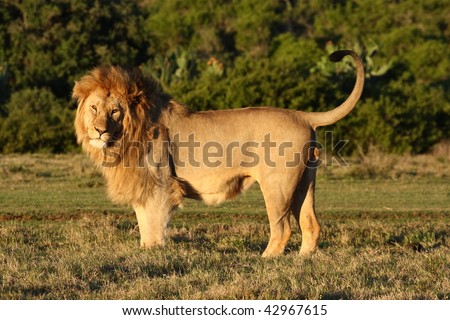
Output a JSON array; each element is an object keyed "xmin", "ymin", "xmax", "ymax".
[{"xmin": 307, "ymin": 50, "xmax": 364, "ymax": 129}]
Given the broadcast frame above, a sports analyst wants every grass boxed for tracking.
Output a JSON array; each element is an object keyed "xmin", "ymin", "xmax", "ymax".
[{"xmin": 0, "ymin": 153, "xmax": 449, "ymax": 299}]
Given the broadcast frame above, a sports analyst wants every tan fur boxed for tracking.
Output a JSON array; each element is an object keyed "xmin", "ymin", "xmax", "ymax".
[{"xmin": 73, "ymin": 50, "xmax": 364, "ymax": 256}]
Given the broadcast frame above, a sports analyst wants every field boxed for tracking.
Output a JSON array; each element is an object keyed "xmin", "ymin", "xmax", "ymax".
[{"xmin": 0, "ymin": 153, "xmax": 449, "ymax": 299}]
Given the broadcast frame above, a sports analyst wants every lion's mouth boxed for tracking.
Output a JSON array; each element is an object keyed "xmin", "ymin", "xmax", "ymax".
[
  {"xmin": 89, "ymin": 138, "xmax": 107, "ymax": 149},
  {"xmin": 88, "ymin": 129, "xmax": 114, "ymax": 149}
]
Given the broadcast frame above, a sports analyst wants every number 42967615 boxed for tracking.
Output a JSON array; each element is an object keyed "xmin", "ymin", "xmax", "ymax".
[{"xmin": 263, "ymin": 304, "xmax": 327, "ymax": 316}]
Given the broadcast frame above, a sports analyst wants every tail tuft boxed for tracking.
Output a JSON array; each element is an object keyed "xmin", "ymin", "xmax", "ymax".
[{"xmin": 329, "ymin": 50, "xmax": 353, "ymax": 63}]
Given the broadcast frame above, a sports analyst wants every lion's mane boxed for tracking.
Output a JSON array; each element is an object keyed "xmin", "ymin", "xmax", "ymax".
[{"xmin": 73, "ymin": 66, "xmax": 186, "ymax": 207}]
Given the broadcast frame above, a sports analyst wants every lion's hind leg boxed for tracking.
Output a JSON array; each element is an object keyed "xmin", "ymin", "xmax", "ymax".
[
  {"xmin": 259, "ymin": 180, "xmax": 296, "ymax": 257},
  {"xmin": 291, "ymin": 166, "xmax": 320, "ymax": 256}
]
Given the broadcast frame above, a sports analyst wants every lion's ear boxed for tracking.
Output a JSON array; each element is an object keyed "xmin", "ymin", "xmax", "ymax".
[
  {"xmin": 72, "ymin": 79, "xmax": 94, "ymax": 102},
  {"xmin": 72, "ymin": 81, "xmax": 83, "ymax": 101}
]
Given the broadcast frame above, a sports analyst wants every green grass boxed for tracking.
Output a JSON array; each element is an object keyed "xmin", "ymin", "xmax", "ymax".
[{"xmin": 0, "ymin": 154, "xmax": 449, "ymax": 299}]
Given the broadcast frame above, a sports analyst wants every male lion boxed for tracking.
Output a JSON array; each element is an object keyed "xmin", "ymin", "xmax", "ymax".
[{"xmin": 73, "ymin": 50, "xmax": 364, "ymax": 257}]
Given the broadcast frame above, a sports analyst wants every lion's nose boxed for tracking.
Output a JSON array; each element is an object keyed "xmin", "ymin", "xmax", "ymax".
[{"xmin": 95, "ymin": 127, "xmax": 107, "ymax": 136}]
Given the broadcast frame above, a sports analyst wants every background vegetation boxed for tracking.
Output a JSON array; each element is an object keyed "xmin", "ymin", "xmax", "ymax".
[{"xmin": 0, "ymin": 0, "xmax": 449, "ymax": 154}]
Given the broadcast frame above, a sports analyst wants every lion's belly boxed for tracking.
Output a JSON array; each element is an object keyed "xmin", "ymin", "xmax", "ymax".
[
  {"xmin": 171, "ymin": 135, "xmax": 263, "ymax": 206},
  {"xmin": 176, "ymin": 167, "xmax": 256, "ymax": 205}
]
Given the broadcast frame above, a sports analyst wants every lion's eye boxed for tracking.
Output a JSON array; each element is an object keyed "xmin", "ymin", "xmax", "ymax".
[
  {"xmin": 111, "ymin": 109, "xmax": 119, "ymax": 116},
  {"xmin": 90, "ymin": 105, "xmax": 97, "ymax": 113}
]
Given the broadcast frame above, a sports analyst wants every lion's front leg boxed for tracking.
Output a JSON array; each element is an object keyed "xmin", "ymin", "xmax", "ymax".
[{"xmin": 133, "ymin": 197, "xmax": 172, "ymax": 248}]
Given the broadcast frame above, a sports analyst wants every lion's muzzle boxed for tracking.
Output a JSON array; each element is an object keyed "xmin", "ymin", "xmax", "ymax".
[{"xmin": 89, "ymin": 138, "xmax": 107, "ymax": 149}]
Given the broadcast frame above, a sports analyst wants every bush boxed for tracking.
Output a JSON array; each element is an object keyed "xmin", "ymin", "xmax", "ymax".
[
  {"xmin": 0, "ymin": 88, "xmax": 75, "ymax": 153},
  {"xmin": 0, "ymin": 0, "xmax": 448, "ymax": 154}
]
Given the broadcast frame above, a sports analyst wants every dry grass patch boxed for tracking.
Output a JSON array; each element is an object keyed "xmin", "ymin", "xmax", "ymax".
[{"xmin": 0, "ymin": 154, "xmax": 449, "ymax": 299}]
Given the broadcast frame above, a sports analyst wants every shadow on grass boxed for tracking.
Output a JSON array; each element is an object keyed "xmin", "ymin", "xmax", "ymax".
[
  {"xmin": 171, "ymin": 228, "xmax": 268, "ymax": 255},
  {"xmin": 100, "ymin": 259, "xmax": 190, "ymax": 280},
  {"xmin": 321, "ymin": 291, "xmax": 352, "ymax": 299}
]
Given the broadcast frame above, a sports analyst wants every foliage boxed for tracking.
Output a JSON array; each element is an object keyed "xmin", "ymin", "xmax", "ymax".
[
  {"xmin": 0, "ymin": 0, "xmax": 449, "ymax": 154},
  {"xmin": 0, "ymin": 88, "xmax": 74, "ymax": 153}
]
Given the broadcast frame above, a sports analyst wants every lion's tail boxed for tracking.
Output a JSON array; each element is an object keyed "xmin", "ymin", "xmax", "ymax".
[{"xmin": 307, "ymin": 50, "xmax": 364, "ymax": 129}]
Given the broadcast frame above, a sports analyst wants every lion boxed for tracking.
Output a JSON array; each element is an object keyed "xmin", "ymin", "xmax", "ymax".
[{"xmin": 73, "ymin": 50, "xmax": 364, "ymax": 257}]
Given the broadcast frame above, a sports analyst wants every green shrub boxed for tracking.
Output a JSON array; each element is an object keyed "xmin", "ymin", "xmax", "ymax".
[
  {"xmin": 0, "ymin": 88, "xmax": 75, "ymax": 153},
  {"xmin": 0, "ymin": 0, "xmax": 448, "ymax": 154}
]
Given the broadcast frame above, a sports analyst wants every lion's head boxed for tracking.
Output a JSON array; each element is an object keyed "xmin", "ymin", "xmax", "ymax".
[{"xmin": 72, "ymin": 66, "xmax": 165, "ymax": 156}]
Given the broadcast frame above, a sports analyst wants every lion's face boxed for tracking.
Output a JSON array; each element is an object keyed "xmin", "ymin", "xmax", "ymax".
[
  {"xmin": 73, "ymin": 65, "xmax": 163, "ymax": 151},
  {"xmin": 81, "ymin": 90, "xmax": 125, "ymax": 148}
]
